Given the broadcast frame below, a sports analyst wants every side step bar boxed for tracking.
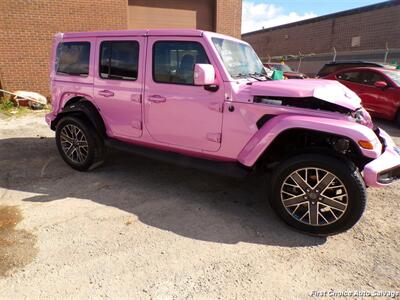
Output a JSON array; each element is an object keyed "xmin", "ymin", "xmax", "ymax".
[{"xmin": 104, "ymin": 138, "xmax": 251, "ymax": 178}]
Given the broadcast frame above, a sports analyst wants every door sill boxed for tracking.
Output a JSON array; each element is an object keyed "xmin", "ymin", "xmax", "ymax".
[{"xmin": 104, "ymin": 138, "xmax": 251, "ymax": 178}]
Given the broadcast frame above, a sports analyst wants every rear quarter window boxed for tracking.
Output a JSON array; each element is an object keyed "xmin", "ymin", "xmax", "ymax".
[{"xmin": 56, "ymin": 42, "xmax": 90, "ymax": 76}]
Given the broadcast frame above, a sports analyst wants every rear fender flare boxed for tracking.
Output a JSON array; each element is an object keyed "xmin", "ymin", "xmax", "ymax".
[
  {"xmin": 51, "ymin": 98, "xmax": 106, "ymax": 136},
  {"xmin": 237, "ymin": 114, "xmax": 381, "ymax": 167},
  {"xmin": 51, "ymin": 92, "xmax": 94, "ymax": 115}
]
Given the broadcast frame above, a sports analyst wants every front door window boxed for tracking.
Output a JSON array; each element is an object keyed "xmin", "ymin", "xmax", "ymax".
[{"xmin": 153, "ymin": 41, "xmax": 209, "ymax": 85}]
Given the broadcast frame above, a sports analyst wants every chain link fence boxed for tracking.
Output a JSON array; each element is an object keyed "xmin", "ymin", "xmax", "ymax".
[{"xmin": 260, "ymin": 48, "xmax": 400, "ymax": 77}]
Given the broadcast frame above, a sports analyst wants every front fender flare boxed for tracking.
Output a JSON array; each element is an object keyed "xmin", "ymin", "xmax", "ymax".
[{"xmin": 237, "ymin": 114, "xmax": 381, "ymax": 167}]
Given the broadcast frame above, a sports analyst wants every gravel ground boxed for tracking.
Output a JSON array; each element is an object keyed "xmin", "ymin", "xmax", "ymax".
[{"xmin": 0, "ymin": 112, "xmax": 399, "ymax": 299}]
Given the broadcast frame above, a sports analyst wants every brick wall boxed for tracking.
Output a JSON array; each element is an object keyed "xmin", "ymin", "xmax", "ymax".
[
  {"xmin": 0, "ymin": 0, "xmax": 127, "ymax": 97},
  {"xmin": 0, "ymin": 0, "xmax": 241, "ymax": 97},
  {"xmin": 216, "ymin": 0, "xmax": 242, "ymax": 39},
  {"xmin": 242, "ymin": 2, "xmax": 400, "ymax": 62}
]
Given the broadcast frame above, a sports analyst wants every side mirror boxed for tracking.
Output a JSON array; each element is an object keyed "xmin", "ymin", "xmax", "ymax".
[
  {"xmin": 374, "ymin": 81, "xmax": 388, "ymax": 89},
  {"xmin": 194, "ymin": 64, "xmax": 215, "ymax": 86}
]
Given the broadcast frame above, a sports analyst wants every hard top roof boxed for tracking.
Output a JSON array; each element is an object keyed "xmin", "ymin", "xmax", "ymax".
[
  {"xmin": 61, "ymin": 29, "xmax": 204, "ymax": 38},
  {"xmin": 57, "ymin": 29, "xmax": 245, "ymax": 44}
]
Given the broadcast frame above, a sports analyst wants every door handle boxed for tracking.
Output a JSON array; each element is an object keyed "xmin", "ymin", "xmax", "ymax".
[
  {"xmin": 98, "ymin": 90, "xmax": 114, "ymax": 97},
  {"xmin": 148, "ymin": 95, "xmax": 166, "ymax": 103}
]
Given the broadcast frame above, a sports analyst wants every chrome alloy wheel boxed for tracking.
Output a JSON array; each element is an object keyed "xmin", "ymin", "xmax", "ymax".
[
  {"xmin": 60, "ymin": 124, "xmax": 89, "ymax": 164},
  {"xmin": 280, "ymin": 168, "xmax": 348, "ymax": 226}
]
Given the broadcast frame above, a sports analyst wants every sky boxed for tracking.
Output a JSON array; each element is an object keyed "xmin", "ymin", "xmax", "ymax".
[{"xmin": 241, "ymin": 0, "xmax": 389, "ymax": 33}]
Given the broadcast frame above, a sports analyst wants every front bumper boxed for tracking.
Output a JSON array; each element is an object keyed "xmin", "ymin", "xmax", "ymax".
[{"xmin": 363, "ymin": 128, "xmax": 400, "ymax": 188}]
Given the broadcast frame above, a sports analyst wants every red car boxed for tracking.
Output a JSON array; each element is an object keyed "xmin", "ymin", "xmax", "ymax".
[
  {"xmin": 323, "ymin": 67, "xmax": 400, "ymax": 126},
  {"xmin": 264, "ymin": 63, "xmax": 308, "ymax": 79}
]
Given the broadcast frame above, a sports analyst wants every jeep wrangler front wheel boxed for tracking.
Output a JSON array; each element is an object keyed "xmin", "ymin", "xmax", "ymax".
[
  {"xmin": 56, "ymin": 116, "xmax": 105, "ymax": 171},
  {"xmin": 269, "ymin": 154, "xmax": 366, "ymax": 235}
]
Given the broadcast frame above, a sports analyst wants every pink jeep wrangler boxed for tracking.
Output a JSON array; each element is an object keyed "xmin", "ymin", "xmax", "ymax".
[{"xmin": 46, "ymin": 30, "xmax": 400, "ymax": 235}]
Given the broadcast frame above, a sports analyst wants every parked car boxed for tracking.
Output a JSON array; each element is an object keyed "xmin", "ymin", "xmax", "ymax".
[
  {"xmin": 323, "ymin": 67, "xmax": 400, "ymax": 126},
  {"xmin": 46, "ymin": 29, "xmax": 400, "ymax": 235},
  {"xmin": 264, "ymin": 62, "xmax": 307, "ymax": 79},
  {"xmin": 316, "ymin": 61, "xmax": 389, "ymax": 78}
]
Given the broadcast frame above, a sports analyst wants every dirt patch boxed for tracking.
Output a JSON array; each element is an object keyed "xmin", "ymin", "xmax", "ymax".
[{"xmin": 0, "ymin": 205, "xmax": 37, "ymax": 277}]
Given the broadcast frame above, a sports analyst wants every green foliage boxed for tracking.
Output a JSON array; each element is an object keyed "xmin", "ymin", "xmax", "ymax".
[
  {"xmin": 0, "ymin": 95, "xmax": 15, "ymax": 110},
  {"xmin": 0, "ymin": 95, "xmax": 49, "ymax": 117},
  {"xmin": 0, "ymin": 95, "xmax": 25, "ymax": 116}
]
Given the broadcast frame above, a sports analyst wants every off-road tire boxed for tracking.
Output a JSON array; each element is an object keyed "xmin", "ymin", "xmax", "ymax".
[
  {"xmin": 55, "ymin": 116, "xmax": 105, "ymax": 171},
  {"xmin": 269, "ymin": 154, "xmax": 366, "ymax": 235}
]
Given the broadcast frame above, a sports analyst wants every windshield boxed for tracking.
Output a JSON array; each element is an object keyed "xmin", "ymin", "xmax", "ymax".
[
  {"xmin": 382, "ymin": 69, "xmax": 400, "ymax": 86},
  {"xmin": 212, "ymin": 37, "xmax": 266, "ymax": 79}
]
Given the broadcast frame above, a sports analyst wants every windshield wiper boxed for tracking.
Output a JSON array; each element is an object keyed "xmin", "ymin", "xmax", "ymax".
[
  {"xmin": 235, "ymin": 73, "xmax": 262, "ymax": 81},
  {"xmin": 248, "ymin": 73, "xmax": 263, "ymax": 81},
  {"xmin": 235, "ymin": 72, "xmax": 270, "ymax": 82},
  {"xmin": 249, "ymin": 72, "xmax": 270, "ymax": 81},
  {"xmin": 235, "ymin": 73, "xmax": 249, "ymax": 79}
]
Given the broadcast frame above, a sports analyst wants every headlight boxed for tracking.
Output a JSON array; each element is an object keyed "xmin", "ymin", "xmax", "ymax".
[{"xmin": 351, "ymin": 108, "xmax": 373, "ymax": 128}]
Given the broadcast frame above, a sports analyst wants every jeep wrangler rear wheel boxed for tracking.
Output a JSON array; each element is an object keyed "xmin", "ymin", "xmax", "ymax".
[
  {"xmin": 269, "ymin": 154, "xmax": 366, "ymax": 235},
  {"xmin": 56, "ymin": 116, "xmax": 105, "ymax": 171}
]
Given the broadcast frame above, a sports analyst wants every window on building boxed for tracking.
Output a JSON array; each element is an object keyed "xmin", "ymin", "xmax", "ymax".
[
  {"xmin": 153, "ymin": 41, "xmax": 209, "ymax": 85},
  {"xmin": 56, "ymin": 42, "xmax": 90, "ymax": 76},
  {"xmin": 100, "ymin": 41, "xmax": 139, "ymax": 81},
  {"xmin": 351, "ymin": 36, "xmax": 361, "ymax": 47}
]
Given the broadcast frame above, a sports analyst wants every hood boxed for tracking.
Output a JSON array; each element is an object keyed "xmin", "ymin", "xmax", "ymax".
[{"xmin": 250, "ymin": 79, "xmax": 361, "ymax": 111}]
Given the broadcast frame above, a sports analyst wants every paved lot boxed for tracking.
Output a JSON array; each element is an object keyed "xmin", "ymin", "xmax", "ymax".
[{"xmin": 0, "ymin": 112, "xmax": 399, "ymax": 299}]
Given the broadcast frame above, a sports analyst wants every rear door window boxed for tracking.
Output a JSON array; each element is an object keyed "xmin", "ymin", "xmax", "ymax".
[
  {"xmin": 100, "ymin": 41, "xmax": 139, "ymax": 81},
  {"xmin": 56, "ymin": 42, "xmax": 90, "ymax": 76}
]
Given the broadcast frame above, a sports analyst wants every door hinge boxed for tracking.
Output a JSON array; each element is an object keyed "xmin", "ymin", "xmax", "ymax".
[
  {"xmin": 131, "ymin": 94, "xmax": 142, "ymax": 103},
  {"xmin": 207, "ymin": 133, "xmax": 222, "ymax": 143},
  {"xmin": 131, "ymin": 120, "xmax": 142, "ymax": 130},
  {"xmin": 208, "ymin": 102, "xmax": 224, "ymax": 113}
]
